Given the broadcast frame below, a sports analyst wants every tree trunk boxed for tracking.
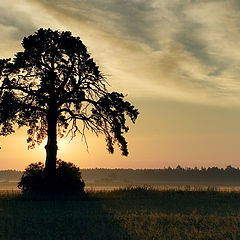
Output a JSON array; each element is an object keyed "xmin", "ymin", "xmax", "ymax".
[{"xmin": 45, "ymin": 110, "xmax": 58, "ymax": 190}]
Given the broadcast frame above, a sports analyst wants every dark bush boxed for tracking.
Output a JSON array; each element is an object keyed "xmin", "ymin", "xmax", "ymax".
[
  {"xmin": 18, "ymin": 159, "xmax": 85, "ymax": 193},
  {"xmin": 18, "ymin": 162, "xmax": 45, "ymax": 192},
  {"xmin": 55, "ymin": 160, "xmax": 85, "ymax": 193}
]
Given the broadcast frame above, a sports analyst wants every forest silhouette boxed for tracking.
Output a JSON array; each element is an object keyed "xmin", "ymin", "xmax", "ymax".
[{"xmin": 1, "ymin": 165, "xmax": 240, "ymax": 187}]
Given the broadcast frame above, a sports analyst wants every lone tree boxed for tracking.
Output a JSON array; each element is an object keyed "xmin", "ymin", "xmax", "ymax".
[{"xmin": 0, "ymin": 28, "xmax": 139, "ymax": 188}]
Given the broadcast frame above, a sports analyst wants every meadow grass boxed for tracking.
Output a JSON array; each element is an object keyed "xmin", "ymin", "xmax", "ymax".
[{"xmin": 0, "ymin": 187, "xmax": 240, "ymax": 239}]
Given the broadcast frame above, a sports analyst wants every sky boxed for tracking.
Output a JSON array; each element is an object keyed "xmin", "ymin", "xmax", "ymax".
[{"xmin": 1, "ymin": 0, "xmax": 240, "ymax": 170}]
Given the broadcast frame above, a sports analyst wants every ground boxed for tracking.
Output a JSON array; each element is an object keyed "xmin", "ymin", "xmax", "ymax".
[{"xmin": 0, "ymin": 187, "xmax": 240, "ymax": 240}]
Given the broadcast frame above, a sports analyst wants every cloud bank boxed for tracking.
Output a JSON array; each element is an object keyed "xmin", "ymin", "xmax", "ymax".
[{"xmin": 0, "ymin": 0, "xmax": 240, "ymax": 106}]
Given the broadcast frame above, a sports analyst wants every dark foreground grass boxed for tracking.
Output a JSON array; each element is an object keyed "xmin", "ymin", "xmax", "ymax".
[{"xmin": 0, "ymin": 187, "xmax": 240, "ymax": 239}]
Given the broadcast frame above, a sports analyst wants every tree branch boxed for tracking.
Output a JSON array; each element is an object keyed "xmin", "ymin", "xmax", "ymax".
[{"xmin": 1, "ymin": 84, "xmax": 48, "ymax": 101}]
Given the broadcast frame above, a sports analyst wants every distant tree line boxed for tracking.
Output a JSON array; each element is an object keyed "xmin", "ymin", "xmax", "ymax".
[
  {"xmin": 80, "ymin": 165, "xmax": 240, "ymax": 185},
  {"xmin": 1, "ymin": 165, "xmax": 240, "ymax": 185},
  {"xmin": 0, "ymin": 170, "xmax": 22, "ymax": 181}
]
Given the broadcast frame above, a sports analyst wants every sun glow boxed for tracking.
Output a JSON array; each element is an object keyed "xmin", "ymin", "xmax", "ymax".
[
  {"xmin": 57, "ymin": 137, "xmax": 72, "ymax": 154},
  {"xmin": 36, "ymin": 137, "xmax": 72, "ymax": 156}
]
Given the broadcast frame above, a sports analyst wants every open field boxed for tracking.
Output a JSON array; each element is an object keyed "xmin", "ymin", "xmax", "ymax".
[{"xmin": 0, "ymin": 187, "xmax": 240, "ymax": 240}]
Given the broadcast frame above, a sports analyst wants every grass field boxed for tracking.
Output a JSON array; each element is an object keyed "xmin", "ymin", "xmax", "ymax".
[{"xmin": 0, "ymin": 187, "xmax": 240, "ymax": 240}]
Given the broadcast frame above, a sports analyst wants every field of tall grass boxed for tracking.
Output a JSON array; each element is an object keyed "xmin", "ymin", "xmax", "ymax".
[{"xmin": 0, "ymin": 187, "xmax": 240, "ymax": 239}]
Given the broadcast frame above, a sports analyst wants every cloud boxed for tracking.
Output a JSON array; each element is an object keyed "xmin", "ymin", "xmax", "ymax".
[
  {"xmin": 0, "ymin": 1, "xmax": 37, "ymax": 40},
  {"xmin": 1, "ymin": 0, "xmax": 240, "ymax": 107},
  {"xmin": 0, "ymin": 0, "xmax": 61, "ymax": 57}
]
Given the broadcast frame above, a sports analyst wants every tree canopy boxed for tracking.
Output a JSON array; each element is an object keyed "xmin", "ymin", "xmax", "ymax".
[{"xmin": 0, "ymin": 28, "xmax": 139, "ymax": 166}]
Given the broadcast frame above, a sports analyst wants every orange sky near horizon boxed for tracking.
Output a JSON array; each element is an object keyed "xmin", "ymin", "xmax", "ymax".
[
  {"xmin": 1, "ymin": 0, "xmax": 240, "ymax": 170},
  {"xmin": 1, "ymin": 99, "xmax": 240, "ymax": 170}
]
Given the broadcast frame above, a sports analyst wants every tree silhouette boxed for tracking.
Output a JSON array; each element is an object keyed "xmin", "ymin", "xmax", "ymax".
[{"xmin": 0, "ymin": 28, "xmax": 139, "ymax": 188}]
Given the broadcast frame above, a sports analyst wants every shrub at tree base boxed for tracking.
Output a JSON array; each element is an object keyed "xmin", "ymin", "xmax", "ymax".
[{"xmin": 18, "ymin": 159, "xmax": 85, "ymax": 193}]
